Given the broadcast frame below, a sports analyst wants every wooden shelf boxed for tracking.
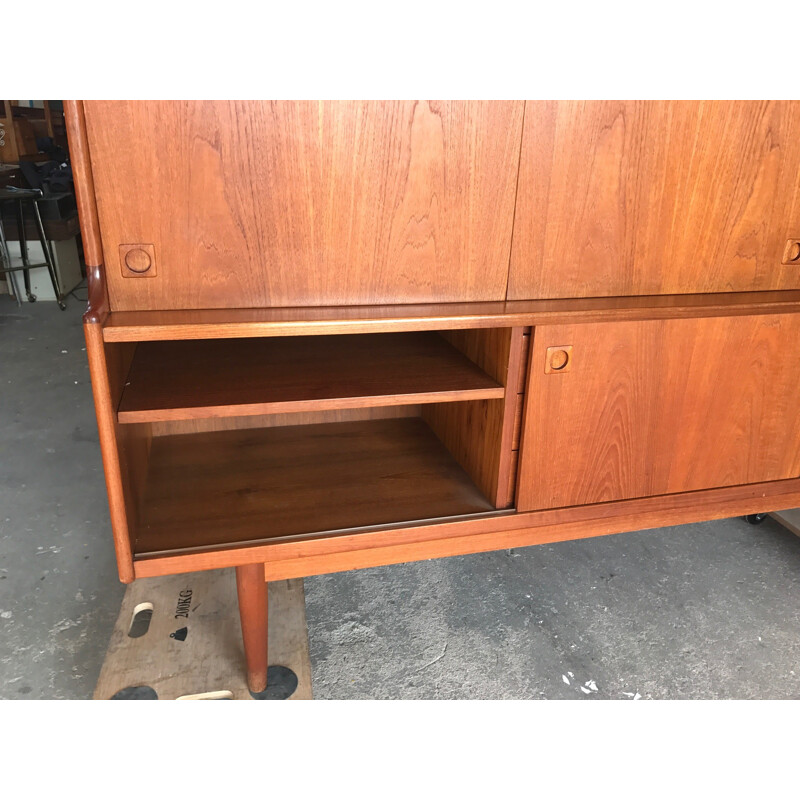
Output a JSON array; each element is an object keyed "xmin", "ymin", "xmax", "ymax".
[
  {"xmin": 117, "ymin": 332, "xmax": 504, "ymax": 423},
  {"xmin": 133, "ymin": 417, "xmax": 496, "ymax": 557},
  {"xmin": 101, "ymin": 292, "xmax": 800, "ymax": 342}
]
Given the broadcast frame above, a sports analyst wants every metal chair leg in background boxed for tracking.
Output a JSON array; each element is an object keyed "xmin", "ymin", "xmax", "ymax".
[
  {"xmin": 0, "ymin": 211, "xmax": 22, "ymax": 307},
  {"xmin": 0, "ymin": 189, "xmax": 67, "ymax": 311},
  {"xmin": 16, "ymin": 198, "xmax": 36, "ymax": 303},
  {"xmin": 30, "ymin": 196, "xmax": 66, "ymax": 310}
]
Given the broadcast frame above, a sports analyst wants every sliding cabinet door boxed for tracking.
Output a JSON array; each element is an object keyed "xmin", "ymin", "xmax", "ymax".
[
  {"xmin": 509, "ymin": 101, "xmax": 800, "ymax": 299},
  {"xmin": 83, "ymin": 101, "xmax": 525, "ymax": 311},
  {"xmin": 517, "ymin": 314, "xmax": 800, "ymax": 511}
]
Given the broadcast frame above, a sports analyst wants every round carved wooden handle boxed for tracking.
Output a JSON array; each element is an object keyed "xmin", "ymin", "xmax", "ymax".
[
  {"xmin": 124, "ymin": 248, "xmax": 152, "ymax": 273},
  {"xmin": 549, "ymin": 349, "xmax": 570, "ymax": 370}
]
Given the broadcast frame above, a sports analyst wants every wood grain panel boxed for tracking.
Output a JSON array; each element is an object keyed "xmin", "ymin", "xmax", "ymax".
[
  {"xmin": 422, "ymin": 328, "xmax": 525, "ymax": 507},
  {"xmin": 511, "ymin": 394, "xmax": 523, "ymax": 450},
  {"xmin": 64, "ymin": 101, "xmax": 110, "ymax": 324},
  {"xmin": 83, "ymin": 329, "xmax": 150, "ymax": 582},
  {"xmin": 134, "ymin": 417, "xmax": 494, "ymax": 555},
  {"xmin": 515, "ymin": 332, "xmax": 530, "ymax": 393},
  {"xmin": 132, "ymin": 475, "xmax": 800, "ymax": 579},
  {"xmin": 506, "ymin": 450, "xmax": 520, "ymax": 508},
  {"xmin": 509, "ymin": 101, "xmax": 800, "ymax": 299},
  {"xmin": 437, "ymin": 328, "xmax": 512, "ymax": 383},
  {"xmin": 150, "ymin": 405, "xmax": 421, "ymax": 437},
  {"xmin": 117, "ymin": 333, "xmax": 503, "ymax": 424},
  {"xmin": 517, "ymin": 314, "xmax": 800, "ymax": 511},
  {"xmin": 83, "ymin": 101, "xmax": 524, "ymax": 311},
  {"xmin": 64, "ymin": 101, "xmax": 103, "ymax": 268}
]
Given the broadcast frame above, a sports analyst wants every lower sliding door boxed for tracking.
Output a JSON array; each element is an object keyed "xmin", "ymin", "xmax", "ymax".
[{"xmin": 516, "ymin": 313, "xmax": 800, "ymax": 511}]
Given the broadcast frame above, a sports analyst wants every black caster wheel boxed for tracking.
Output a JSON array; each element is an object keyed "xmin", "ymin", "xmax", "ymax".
[
  {"xmin": 745, "ymin": 513, "xmax": 768, "ymax": 525},
  {"xmin": 27, "ymin": 293, "xmax": 37, "ymax": 303},
  {"xmin": 58, "ymin": 301, "xmax": 67, "ymax": 311}
]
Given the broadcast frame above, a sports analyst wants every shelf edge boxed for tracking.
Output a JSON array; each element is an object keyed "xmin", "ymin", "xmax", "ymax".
[{"xmin": 117, "ymin": 386, "xmax": 505, "ymax": 424}]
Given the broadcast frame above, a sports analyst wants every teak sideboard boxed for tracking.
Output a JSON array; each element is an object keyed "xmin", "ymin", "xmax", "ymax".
[{"xmin": 66, "ymin": 101, "xmax": 800, "ymax": 694}]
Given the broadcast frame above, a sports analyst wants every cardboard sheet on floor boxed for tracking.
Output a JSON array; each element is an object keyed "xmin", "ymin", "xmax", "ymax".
[
  {"xmin": 771, "ymin": 509, "xmax": 800, "ymax": 538},
  {"xmin": 93, "ymin": 570, "xmax": 312, "ymax": 700}
]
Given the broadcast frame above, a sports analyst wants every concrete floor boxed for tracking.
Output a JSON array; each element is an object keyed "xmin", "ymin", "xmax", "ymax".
[{"xmin": 3, "ymin": 293, "xmax": 800, "ymax": 699}]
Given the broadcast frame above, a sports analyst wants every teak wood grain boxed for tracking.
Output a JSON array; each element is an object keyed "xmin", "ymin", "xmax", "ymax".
[
  {"xmin": 82, "ymin": 101, "xmax": 524, "ymax": 311},
  {"xmin": 509, "ymin": 101, "xmax": 800, "ymax": 299},
  {"xmin": 63, "ymin": 101, "xmax": 103, "ymax": 268},
  {"xmin": 130, "ymin": 474, "xmax": 800, "ymax": 579},
  {"xmin": 70, "ymin": 100, "xmax": 800, "ymax": 693},
  {"xmin": 100, "ymin": 292, "xmax": 800, "ymax": 342},
  {"xmin": 422, "ymin": 328, "xmax": 525, "ymax": 507},
  {"xmin": 134, "ymin": 417, "xmax": 494, "ymax": 556},
  {"xmin": 64, "ymin": 101, "xmax": 110, "ymax": 323},
  {"xmin": 149, "ymin": 405, "xmax": 421, "ymax": 438},
  {"xmin": 517, "ymin": 314, "xmax": 800, "ymax": 511},
  {"xmin": 515, "ymin": 332, "xmax": 531, "ymax": 394},
  {"xmin": 83, "ymin": 329, "xmax": 150, "ymax": 582},
  {"xmin": 117, "ymin": 332, "xmax": 503, "ymax": 424},
  {"xmin": 511, "ymin": 395, "xmax": 523, "ymax": 451}
]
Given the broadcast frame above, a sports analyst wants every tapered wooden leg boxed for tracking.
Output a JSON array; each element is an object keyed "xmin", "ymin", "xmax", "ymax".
[{"xmin": 236, "ymin": 564, "xmax": 268, "ymax": 693}]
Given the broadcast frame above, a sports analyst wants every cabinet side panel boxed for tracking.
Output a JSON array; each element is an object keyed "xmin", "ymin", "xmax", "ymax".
[
  {"xmin": 509, "ymin": 101, "xmax": 800, "ymax": 299},
  {"xmin": 423, "ymin": 328, "xmax": 525, "ymax": 506},
  {"xmin": 83, "ymin": 101, "xmax": 524, "ymax": 311},
  {"xmin": 517, "ymin": 314, "xmax": 800, "ymax": 510},
  {"xmin": 64, "ymin": 101, "xmax": 103, "ymax": 267},
  {"xmin": 64, "ymin": 100, "xmax": 110, "ymax": 323},
  {"xmin": 84, "ymin": 327, "xmax": 151, "ymax": 582}
]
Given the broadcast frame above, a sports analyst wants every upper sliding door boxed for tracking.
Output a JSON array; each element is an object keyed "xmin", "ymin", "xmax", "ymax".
[
  {"xmin": 508, "ymin": 101, "xmax": 800, "ymax": 299},
  {"xmin": 83, "ymin": 101, "xmax": 525, "ymax": 311}
]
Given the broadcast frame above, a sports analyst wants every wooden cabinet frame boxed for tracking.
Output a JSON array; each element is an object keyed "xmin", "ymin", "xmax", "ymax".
[{"xmin": 66, "ymin": 101, "xmax": 800, "ymax": 694}]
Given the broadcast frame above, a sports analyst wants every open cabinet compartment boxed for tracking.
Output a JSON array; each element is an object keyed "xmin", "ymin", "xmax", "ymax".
[
  {"xmin": 133, "ymin": 415, "xmax": 498, "ymax": 556},
  {"xmin": 116, "ymin": 331, "xmax": 506, "ymax": 423},
  {"xmin": 103, "ymin": 326, "xmax": 528, "ymax": 570}
]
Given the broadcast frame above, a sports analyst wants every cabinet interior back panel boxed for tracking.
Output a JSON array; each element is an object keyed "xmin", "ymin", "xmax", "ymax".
[
  {"xmin": 508, "ymin": 101, "xmax": 800, "ymax": 299},
  {"xmin": 83, "ymin": 101, "xmax": 525, "ymax": 311},
  {"xmin": 517, "ymin": 314, "xmax": 800, "ymax": 511}
]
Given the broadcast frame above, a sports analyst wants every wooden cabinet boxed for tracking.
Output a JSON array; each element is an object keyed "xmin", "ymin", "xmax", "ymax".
[
  {"xmin": 516, "ymin": 314, "xmax": 800, "ymax": 511},
  {"xmin": 66, "ymin": 100, "xmax": 800, "ymax": 695},
  {"xmin": 82, "ymin": 101, "xmax": 525, "ymax": 310},
  {"xmin": 508, "ymin": 101, "xmax": 800, "ymax": 299}
]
